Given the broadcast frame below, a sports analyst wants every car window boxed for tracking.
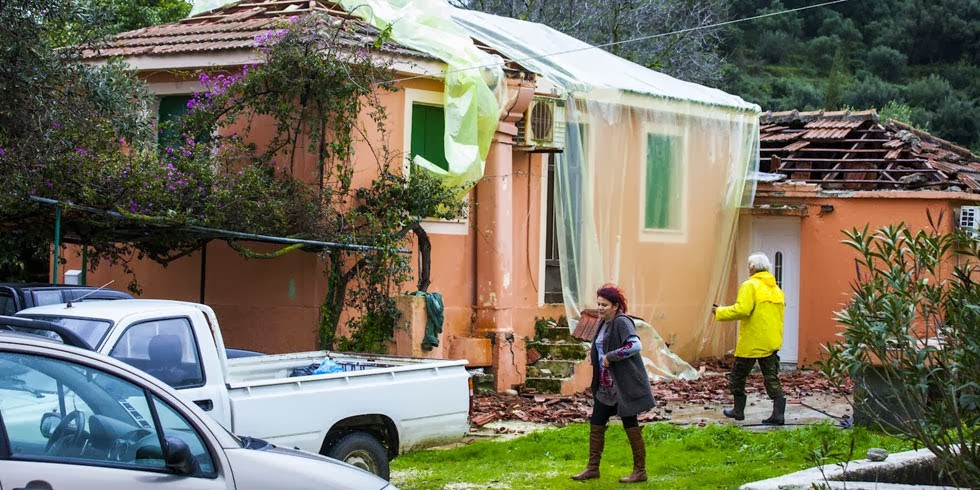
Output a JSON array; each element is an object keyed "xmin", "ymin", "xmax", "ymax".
[
  {"xmin": 0, "ymin": 351, "xmax": 216, "ymax": 477},
  {"xmin": 0, "ymin": 290, "xmax": 16, "ymax": 315},
  {"xmin": 19, "ymin": 316, "xmax": 113, "ymax": 349},
  {"xmin": 32, "ymin": 290, "xmax": 66, "ymax": 307},
  {"xmin": 0, "ymin": 351, "xmax": 162, "ymax": 468},
  {"xmin": 109, "ymin": 318, "xmax": 204, "ymax": 389}
]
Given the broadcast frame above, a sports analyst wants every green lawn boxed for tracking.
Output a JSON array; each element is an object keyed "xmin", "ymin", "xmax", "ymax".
[{"xmin": 391, "ymin": 422, "xmax": 912, "ymax": 490}]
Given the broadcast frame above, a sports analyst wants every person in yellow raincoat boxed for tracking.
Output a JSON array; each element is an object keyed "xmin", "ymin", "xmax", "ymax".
[{"xmin": 712, "ymin": 252, "xmax": 787, "ymax": 425}]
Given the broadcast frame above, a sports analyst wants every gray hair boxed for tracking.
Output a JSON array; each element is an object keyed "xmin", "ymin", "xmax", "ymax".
[{"xmin": 748, "ymin": 252, "xmax": 772, "ymax": 273}]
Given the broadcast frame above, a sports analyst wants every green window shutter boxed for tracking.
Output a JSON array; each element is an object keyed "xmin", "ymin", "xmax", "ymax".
[
  {"xmin": 410, "ymin": 103, "xmax": 449, "ymax": 171},
  {"xmin": 644, "ymin": 133, "xmax": 675, "ymax": 229},
  {"xmin": 158, "ymin": 95, "xmax": 193, "ymax": 151}
]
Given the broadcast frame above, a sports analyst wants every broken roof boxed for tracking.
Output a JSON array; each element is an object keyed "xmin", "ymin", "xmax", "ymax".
[
  {"xmin": 760, "ymin": 110, "xmax": 980, "ymax": 192},
  {"xmin": 82, "ymin": 0, "xmax": 433, "ymax": 62}
]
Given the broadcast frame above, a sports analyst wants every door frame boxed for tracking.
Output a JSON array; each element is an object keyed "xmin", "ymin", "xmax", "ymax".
[{"xmin": 741, "ymin": 215, "xmax": 801, "ymax": 368}]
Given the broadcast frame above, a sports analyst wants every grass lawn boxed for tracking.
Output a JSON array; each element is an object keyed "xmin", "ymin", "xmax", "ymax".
[{"xmin": 391, "ymin": 422, "xmax": 912, "ymax": 490}]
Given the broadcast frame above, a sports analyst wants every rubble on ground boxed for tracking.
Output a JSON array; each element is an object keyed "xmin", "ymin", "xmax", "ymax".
[{"xmin": 470, "ymin": 363, "xmax": 851, "ymax": 426}]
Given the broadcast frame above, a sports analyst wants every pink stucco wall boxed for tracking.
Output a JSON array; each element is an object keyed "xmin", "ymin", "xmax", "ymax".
[
  {"xmin": 62, "ymin": 70, "xmax": 564, "ymax": 381},
  {"xmin": 749, "ymin": 187, "xmax": 976, "ymax": 367}
]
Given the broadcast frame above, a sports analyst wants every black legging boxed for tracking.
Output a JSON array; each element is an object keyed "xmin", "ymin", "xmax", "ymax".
[{"xmin": 589, "ymin": 399, "xmax": 638, "ymax": 428}]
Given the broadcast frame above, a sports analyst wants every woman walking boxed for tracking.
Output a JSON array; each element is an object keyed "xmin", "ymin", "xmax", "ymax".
[{"xmin": 571, "ymin": 284, "xmax": 655, "ymax": 483}]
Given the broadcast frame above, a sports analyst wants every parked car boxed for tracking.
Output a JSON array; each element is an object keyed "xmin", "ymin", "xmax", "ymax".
[
  {"xmin": 15, "ymin": 299, "xmax": 472, "ymax": 480},
  {"xmin": 0, "ymin": 332, "xmax": 396, "ymax": 489},
  {"xmin": 0, "ymin": 282, "xmax": 133, "ymax": 315}
]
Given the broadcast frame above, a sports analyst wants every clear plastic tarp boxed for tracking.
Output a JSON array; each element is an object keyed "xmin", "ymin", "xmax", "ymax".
[
  {"xmin": 337, "ymin": 0, "xmax": 502, "ymax": 190},
  {"xmin": 187, "ymin": 0, "xmax": 761, "ymax": 378},
  {"xmin": 451, "ymin": 8, "xmax": 761, "ymax": 378}
]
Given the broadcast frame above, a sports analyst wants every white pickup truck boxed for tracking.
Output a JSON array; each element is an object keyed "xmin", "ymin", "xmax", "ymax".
[{"xmin": 15, "ymin": 299, "xmax": 471, "ymax": 479}]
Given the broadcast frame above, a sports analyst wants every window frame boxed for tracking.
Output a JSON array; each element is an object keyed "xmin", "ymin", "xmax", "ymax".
[
  {"xmin": 108, "ymin": 316, "xmax": 207, "ymax": 390},
  {"xmin": 147, "ymin": 80, "xmax": 207, "ymax": 150},
  {"xmin": 0, "ymin": 350, "xmax": 218, "ymax": 478},
  {"xmin": 403, "ymin": 88, "xmax": 469, "ymax": 235},
  {"xmin": 638, "ymin": 123, "xmax": 688, "ymax": 243}
]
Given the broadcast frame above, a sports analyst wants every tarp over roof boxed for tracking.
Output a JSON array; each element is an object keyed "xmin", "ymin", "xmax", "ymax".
[{"xmin": 449, "ymin": 7, "xmax": 759, "ymax": 111}]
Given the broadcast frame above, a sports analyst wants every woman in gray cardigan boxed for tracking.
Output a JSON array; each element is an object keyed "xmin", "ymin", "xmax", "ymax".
[{"xmin": 571, "ymin": 285, "xmax": 656, "ymax": 483}]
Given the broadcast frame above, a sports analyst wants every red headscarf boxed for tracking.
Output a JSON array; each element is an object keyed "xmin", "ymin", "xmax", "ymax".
[{"xmin": 596, "ymin": 284, "xmax": 628, "ymax": 314}]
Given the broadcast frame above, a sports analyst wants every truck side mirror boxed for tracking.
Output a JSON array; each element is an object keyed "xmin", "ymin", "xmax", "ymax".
[
  {"xmin": 164, "ymin": 436, "xmax": 200, "ymax": 476},
  {"xmin": 40, "ymin": 412, "xmax": 61, "ymax": 439}
]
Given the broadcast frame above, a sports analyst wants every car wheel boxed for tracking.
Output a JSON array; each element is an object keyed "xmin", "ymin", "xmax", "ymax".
[{"xmin": 326, "ymin": 432, "xmax": 390, "ymax": 480}]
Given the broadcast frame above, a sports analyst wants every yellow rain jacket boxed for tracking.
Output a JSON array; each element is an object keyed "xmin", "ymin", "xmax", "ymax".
[{"xmin": 716, "ymin": 271, "xmax": 785, "ymax": 358}]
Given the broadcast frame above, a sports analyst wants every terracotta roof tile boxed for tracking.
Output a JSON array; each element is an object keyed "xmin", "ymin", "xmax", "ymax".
[
  {"xmin": 760, "ymin": 132, "xmax": 799, "ymax": 142},
  {"xmin": 84, "ymin": 0, "xmax": 434, "ymax": 61},
  {"xmin": 783, "ymin": 140, "xmax": 810, "ymax": 152},
  {"xmin": 803, "ymin": 119, "xmax": 862, "ymax": 129},
  {"xmin": 802, "ymin": 128, "xmax": 850, "ymax": 140},
  {"xmin": 758, "ymin": 110, "xmax": 980, "ymax": 192}
]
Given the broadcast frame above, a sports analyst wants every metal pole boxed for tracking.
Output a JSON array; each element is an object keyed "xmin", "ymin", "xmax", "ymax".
[
  {"xmin": 199, "ymin": 242, "xmax": 207, "ymax": 304},
  {"xmin": 52, "ymin": 207, "xmax": 61, "ymax": 283},
  {"xmin": 81, "ymin": 246, "xmax": 88, "ymax": 285}
]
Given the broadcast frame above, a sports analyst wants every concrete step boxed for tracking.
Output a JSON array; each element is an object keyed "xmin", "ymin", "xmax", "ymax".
[
  {"xmin": 525, "ymin": 340, "xmax": 588, "ymax": 361},
  {"xmin": 534, "ymin": 325, "xmax": 576, "ymax": 342},
  {"xmin": 526, "ymin": 359, "xmax": 578, "ymax": 378},
  {"xmin": 523, "ymin": 377, "xmax": 563, "ymax": 394}
]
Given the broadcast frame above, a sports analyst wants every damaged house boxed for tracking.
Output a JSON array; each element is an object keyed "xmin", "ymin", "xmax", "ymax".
[
  {"xmin": 60, "ymin": 0, "xmax": 763, "ymax": 392},
  {"xmin": 741, "ymin": 109, "xmax": 980, "ymax": 366}
]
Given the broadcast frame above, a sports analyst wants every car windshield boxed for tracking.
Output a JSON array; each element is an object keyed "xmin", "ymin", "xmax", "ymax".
[{"xmin": 17, "ymin": 315, "xmax": 113, "ymax": 349}]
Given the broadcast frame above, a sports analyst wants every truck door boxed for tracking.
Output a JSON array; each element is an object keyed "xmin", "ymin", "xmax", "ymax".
[{"xmin": 106, "ymin": 317, "xmax": 230, "ymax": 427}]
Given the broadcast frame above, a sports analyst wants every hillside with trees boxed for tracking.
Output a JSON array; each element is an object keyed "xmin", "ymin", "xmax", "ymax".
[
  {"xmin": 456, "ymin": 0, "xmax": 979, "ymax": 153},
  {"xmin": 723, "ymin": 0, "xmax": 979, "ymax": 152}
]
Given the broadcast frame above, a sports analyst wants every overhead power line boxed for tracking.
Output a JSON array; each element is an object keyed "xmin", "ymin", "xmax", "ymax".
[{"xmin": 383, "ymin": 0, "xmax": 852, "ymax": 86}]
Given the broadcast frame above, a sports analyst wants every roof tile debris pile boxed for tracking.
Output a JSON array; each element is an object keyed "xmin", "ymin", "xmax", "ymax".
[
  {"xmin": 471, "ymin": 363, "xmax": 850, "ymax": 426},
  {"xmin": 759, "ymin": 109, "xmax": 980, "ymax": 192}
]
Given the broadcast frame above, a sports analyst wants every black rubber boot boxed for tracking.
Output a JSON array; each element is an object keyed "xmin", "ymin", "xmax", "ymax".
[
  {"xmin": 723, "ymin": 395, "xmax": 747, "ymax": 421},
  {"xmin": 762, "ymin": 396, "xmax": 786, "ymax": 426}
]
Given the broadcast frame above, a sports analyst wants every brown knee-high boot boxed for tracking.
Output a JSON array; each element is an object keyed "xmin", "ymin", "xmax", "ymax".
[
  {"xmin": 571, "ymin": 424, "xmax": 607, "ymax": 480},
  {"xmin": 619, "ymin": 426, "xmax": 647, "ymax": 483}
]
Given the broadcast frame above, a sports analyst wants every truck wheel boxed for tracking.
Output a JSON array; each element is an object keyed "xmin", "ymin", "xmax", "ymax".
[{"xmin": 327, "ymin": 432, "xmax": 390, "ymax": 480}]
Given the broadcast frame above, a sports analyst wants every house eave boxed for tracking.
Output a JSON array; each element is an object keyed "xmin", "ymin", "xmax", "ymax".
[{"xmin": 86, "ymin": 49, "xmax": 448, "ymax": 80}]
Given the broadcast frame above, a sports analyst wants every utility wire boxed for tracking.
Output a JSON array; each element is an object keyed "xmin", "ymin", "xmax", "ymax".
[{"xmin": 382, "ymin": 0, "xmax": 851, "ymax": 85}]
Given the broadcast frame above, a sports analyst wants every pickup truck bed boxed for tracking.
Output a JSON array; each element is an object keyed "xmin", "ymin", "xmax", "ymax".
[{"xmin": 225, "ymin": 352, "xmax": 471, "ymax": 452}]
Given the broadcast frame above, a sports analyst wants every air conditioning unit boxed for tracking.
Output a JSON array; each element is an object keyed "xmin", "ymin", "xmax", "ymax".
[
  {"xmin": 958, "ymin": 205, "xmax": 980, "ymax": 237},
  {"xmin": 516, "ymin": 96, "xmax": 566, "ymax": 153}
]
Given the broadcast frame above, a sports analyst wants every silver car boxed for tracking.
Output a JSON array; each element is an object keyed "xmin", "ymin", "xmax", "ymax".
[{"xmin": 0, "ymin": 333, "xmax": 396, "ymax": 489}]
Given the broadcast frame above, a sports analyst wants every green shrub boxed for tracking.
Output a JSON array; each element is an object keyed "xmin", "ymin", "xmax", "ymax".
[{"xmin": 820, "ymin": 213, "xmax": 980, "ymax": 488}]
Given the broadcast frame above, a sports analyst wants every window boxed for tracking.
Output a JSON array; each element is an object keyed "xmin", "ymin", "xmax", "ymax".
[
  {"xmin": 0, "ymin": 351, "xmax": 213, "ymax": 475},
  {"xmin": 19, "ymin": 315, "xmax": 113, "ymax": 350},
  {"xmin": 544, "ymin": 122, "xmax": 589, "ymax": 304},
  {"xmin": 32, "ymin": 290, "xmax": 66, "ymax": 307},
  {"xmin": 0, "ymin": 290, "xmax": 15, "ymax": 315},
  {"xmin": 410, "ymin": 103, "xmax": 448, "ymax": 172},
  {"xmin": 403, "ymin": 89, "xmax": 468, "ymax": 234},
  {"xmin": 109, "ymin": 318, "xmax": 204, "ymax": 389},
  {"xmin": 643, "ymin": 133, "xmax": 681, "ymax": 230},
  {"xmin": 157, "ymin": 95, "xmax": 193, "ymax": 151}
]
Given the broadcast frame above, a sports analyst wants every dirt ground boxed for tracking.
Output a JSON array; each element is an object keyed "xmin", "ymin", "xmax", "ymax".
[{"xmin": 466, "ymin": 367, "xmax": 853, "ymax": 441}]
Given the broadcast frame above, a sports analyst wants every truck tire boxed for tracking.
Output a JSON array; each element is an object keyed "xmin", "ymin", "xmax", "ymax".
[{"xmin": 326, "ymin": 432, "xmax": 390, "ymax": 480}]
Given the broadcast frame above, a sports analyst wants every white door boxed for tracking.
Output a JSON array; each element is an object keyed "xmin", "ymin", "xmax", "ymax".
[{"xmin": 750, "ymin": 217, "xmax": 800, "ymax": 367}]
